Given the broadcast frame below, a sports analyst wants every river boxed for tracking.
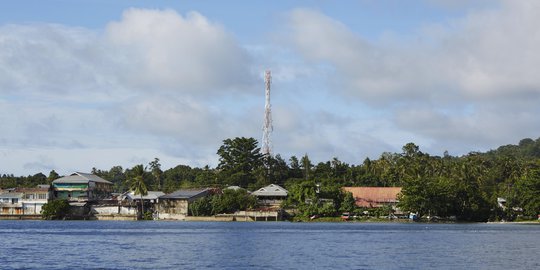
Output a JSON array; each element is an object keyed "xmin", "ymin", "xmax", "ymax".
[{"xmin": 1, "ymin": 221, "xmax": 539, "ymax": 269}]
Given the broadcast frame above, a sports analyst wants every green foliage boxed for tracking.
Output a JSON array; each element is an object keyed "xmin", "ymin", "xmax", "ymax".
[
  {"xmin": 340, "ymin": 192, "xmax": 356, "ymax": 213},
  {"xmin": 5, "ymin": 136, "xmax": 540, "ymax": 222},
  {"xmin": 217, "ymin": 137, "xmax": 263, "ymax": 187},
  {"xmin": 211, "ymin": 189, "xmax": 257, "ymax": 214},
  {"xmin": 47, "ymin": 170, "xmax": 60, "ymax": 183},
  {"xmin": 127, "ymin": 165, "xmax": 148, "ymax": 198},
  {"xmin": 284, "ymin": 180, "xmax": 354, "ymax": 217},
  {"xmin": 189, "ymin": 196, "xmax": 214, "ymax": 216},
  {"xmin": 41, "ymin": 199, "xmax": 70, "ymax": 220},
  {"xmin": 142, "ymin": 211, "xmax": 154, "ymax": 220},
  {"xmin": 149, "ymin": 158, "xmax": 163, "ymax": 190},
  {"xmin": 127, "ymin": 164, "xmax": 148, "ymax": 220},
  {"xmin": 188, "ymin": 189, "xmax": 257, "ymax": 216},
  {"xmin": 0, "ymin": 173, "xmax": 48, "ymax": 189},
  {"xmin": 510, "ymin": 167, "xmax": 540, "ymax": 217}
]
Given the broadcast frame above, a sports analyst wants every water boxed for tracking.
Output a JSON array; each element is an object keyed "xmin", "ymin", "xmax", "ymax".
[{"xmin": 1, "ymin": 221, "xmax": 539, "ymax": 270}]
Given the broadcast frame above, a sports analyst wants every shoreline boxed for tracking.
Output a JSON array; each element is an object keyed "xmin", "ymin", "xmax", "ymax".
[{"xmin": 3, "ymin": 215, "xmax": 538, "ymax": 224}]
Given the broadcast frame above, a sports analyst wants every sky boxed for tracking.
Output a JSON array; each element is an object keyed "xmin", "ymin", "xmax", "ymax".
[{"xmin": 2, "ymin": 0, "xmax": 540, "ymax": 176}]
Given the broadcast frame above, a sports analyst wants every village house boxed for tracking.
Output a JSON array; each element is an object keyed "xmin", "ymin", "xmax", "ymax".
[
  {"xmin": 157, "ymin": 188, "xmax": 212, "ymax": 220},
  {"xmin": 52, "ymin": 172, "xmax": 113, "ymax": 202},
  {"xmin": 0, "ymin": 192, "xmax": 23, "ymax": 215},
  {"xmin": 1, "ymin": 185, "xmax": 51, "ymax": 218},
  {"xmin": 251, "ymin": 184, "xmax": 288, "ymax": 208},
  {"xmin": 88, "ymin": 191, "xmax": 166, "ymax": 220},
  {"xmin": 121, "ymin": 191, "xmax": 165, "ymax": 205},
  {"xmin": 15, "ymin": 186, "xmax": 51, "ymax": 215},
  {"xmin": 120, "ymin": 191, "xmax": 165, "ymax": 215},
  {"xmin": 342, "ymin": 187, "xmax": 403, "ymax": 211}
]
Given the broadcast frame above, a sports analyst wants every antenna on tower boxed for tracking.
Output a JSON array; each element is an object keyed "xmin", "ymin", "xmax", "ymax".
[{"xmin": 262, "ymin": 70, "xmax": 273, "ymax": 156}]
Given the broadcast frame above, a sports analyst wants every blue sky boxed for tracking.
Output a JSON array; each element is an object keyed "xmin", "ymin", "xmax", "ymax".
[{"xmin": 2, "ymin": 0, "xmax": 540, "ymax": 176}]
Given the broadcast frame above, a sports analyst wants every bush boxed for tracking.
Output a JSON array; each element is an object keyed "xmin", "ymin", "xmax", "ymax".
[
  {"xmin": 143, "ymin": 211, "xmax": 154, "ymax": 220},
  {"xmin": 41, "ymin": 199, "xmax": 70, "ymax": 220}
]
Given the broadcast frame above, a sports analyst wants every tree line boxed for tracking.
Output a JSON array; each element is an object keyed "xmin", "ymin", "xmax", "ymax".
[{"xmin": 2, "ymin": 136, "xmax": 540, "ymax": 221}]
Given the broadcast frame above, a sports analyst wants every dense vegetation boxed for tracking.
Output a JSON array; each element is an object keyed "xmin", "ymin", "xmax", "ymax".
[
  {"xmin": 3, "ymin": 137, "xmax": 540, "ymax": 221},
  {"xmin": 41, "ymin": 199, "xmax": 70, "ymax": 220},
  {"xmin": 188, "ymin": 188, "xmax": 258, "ymax": 216}
]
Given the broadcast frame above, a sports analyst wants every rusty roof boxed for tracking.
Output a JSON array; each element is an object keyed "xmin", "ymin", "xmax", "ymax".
[
  {"xmin": 342, "ymin": 187, "xmax": 402, "ymax": 208},
  {"xmin": 14, "ymin": 187, "xmax": 49, "ymax": 193}
]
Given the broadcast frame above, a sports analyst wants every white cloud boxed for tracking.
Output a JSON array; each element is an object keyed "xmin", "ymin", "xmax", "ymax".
[
  {"xmin": 284, "ymin": 1, "xmax": 540, "ymax": 154},
  {"xmin": 115, "ymin": 96, "xmax": 222, "ymax": 144},
  {"xmin": 0, "ymin": 8, "xmax": 261, "ymax": 175},
  {"xmin": 3, "ymin": 3, "xmax": 540, "ymax": 176},
  {"xmin": 0, "ymin": 23, "xmax": 116, "ymax": 97},
  {"xmin": 105, "ymin": 8, "xmax": 254, "ymax": 95}
]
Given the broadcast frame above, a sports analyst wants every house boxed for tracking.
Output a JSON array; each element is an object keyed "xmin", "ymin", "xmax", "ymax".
[
  {"xmin": 0, "ymin": 192, "xmax": 23, "ymax": 215},
  {"xmin": 121, "ymin": 191, "xmax": 165, "ymax": 216},
  {"xmin": 251, "ymin": 184, "xmax": 288, "ymax": 208},
  {"xmin": 121, "ymin": 191, "xmax": 165, "ymax": 204},
  {"xmin": 342, "ymin": 187, "xmax": 402, "ymax": 208},
  {"xmin": 89, "ymin": 191, "xmax": 166, "ymax": 220},
  {"xmin": 52, "ymin": 172, "xmax": 113, "ymax": 202},
  {"xmin": 15, "ymin": 186, "xmax": 51, "ymax": 215},
  {"xmin": 157, "ymin": 188, "xmax": 212, "ymax": 220}
]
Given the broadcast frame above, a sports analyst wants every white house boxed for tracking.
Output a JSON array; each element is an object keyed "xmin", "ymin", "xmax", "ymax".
[
  {"xmin": 251, "ymin": 184, "xmax": 288, "ymax": 208},
  {"xmin": 16, "ymin": 186, "xmax": 51, "ymax": 215}
]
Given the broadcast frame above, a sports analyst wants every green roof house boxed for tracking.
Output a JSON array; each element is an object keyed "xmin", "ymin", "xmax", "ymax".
[{"xmin": 52, "ymin": 172, "xmax": 113, "ymax": 202}]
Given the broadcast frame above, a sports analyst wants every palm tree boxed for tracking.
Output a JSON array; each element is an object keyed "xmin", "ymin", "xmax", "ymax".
[{"xmin": 129, "ymin": 164, "xmax": 148, "ymax": 220}]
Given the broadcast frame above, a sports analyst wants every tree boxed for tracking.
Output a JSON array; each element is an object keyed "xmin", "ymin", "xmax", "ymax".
[
  {"xmin": 149, "ymin": 158, "xmax": 163, "ymax": 190},
  {"xmin": 256, "ymin": 154, "xmax": 289, "ymax": 188},
  {"xmin": 288, "ymin": 156, "xmax": 303, "ymax": 179},
  {"xmin": 41, "ymin": 199, "xmax": 70, "ymax": 220},
  {"xmin": 189, "ymin": 196, "xmax": 213, "ymax": 216},
  {"xmin": 47, "ymin": 170, "xmax": 60, "ymax": 183},
  {"xmin": 194, "ymin": 165, "xmax": 217, "ymax": 187},
  {"xmin": 402, "ymin": 142, "xmax": 421, "ymax": 158},
  {"xmin": 340, "ymin": 192, "xmax": 356, "ymax": 213},
  {"xmin": 211, "ymin": 189, "xmax": 257, "ymax": 214},
  {"xmin": 300, "ymin": 154, "xmax": 313, "ymax": 180},
  {"xmin": 511, "ymin": 168, "xmax": 540, "ymax": 217},
  {"xmin": 127, "ymin": 164, "xmax": 148, "ymax": 220},
  {"xmin": 217, "ymin": 137, "xmax": 263, "ymax": 187}
]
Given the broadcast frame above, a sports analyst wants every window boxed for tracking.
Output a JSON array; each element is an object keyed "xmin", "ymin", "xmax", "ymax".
[
  {"xmin": 38, "ymin": 194, "xmax": 47, "ymax": 200},
  {"xmin": 12, "ymin": 199, "xmax": 18, "ymax": 204}
]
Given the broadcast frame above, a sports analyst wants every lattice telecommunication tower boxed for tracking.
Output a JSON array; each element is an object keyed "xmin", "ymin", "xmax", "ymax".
[{"xmin": 262, "ymin": 70, "xmax": 273, "ymax": 156}]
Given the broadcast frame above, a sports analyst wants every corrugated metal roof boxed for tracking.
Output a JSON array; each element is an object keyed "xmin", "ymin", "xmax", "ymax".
[
  {"xmin": 224, "ymin": 186, "xmax": 244, "ymax": 191},
  {"xmin": 53, "ymin": 172, "xmax": 112, "ymax": 185},
  {"xmin": 252, "ymin": 184, "xmax": 288, "ymax": 197},
  {"xmin": 160, "ymin": 188, "xmax": 210, "ymax": 199},
  {"xmin": 124, "ymin": 191, "xmax": 165, "ymax": 200},
  {"xmin": 342, "ymin": 187, "xmax": 402, "ymax": 208}
]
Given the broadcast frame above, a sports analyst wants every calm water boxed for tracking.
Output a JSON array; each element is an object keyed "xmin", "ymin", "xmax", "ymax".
[{"xmin": 1, "ymin": 221, "xmax": 539, "ymax": 270}]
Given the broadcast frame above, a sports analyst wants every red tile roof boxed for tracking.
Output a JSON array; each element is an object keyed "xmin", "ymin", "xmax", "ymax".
[{"xmin": 342, "ymin": 187, "xmax": 402, "ymax": 208}]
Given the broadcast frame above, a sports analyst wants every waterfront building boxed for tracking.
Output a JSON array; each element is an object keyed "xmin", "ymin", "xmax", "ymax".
[
  {"xmin": 342, "ymin": 187, "xmax": 402, "ymax": 208},
  {"xmin": 0, "ymin": 192, "xmax": 23, "ymax": 215},
  {"xmin": 251, "ymin": 184, "xmax": 288, "ymax": 208},
  {"xmin": 157, "ymin": 188, "xmax": 212, "ymax": 220},
  {"xmin": 15, "ymin": 186, "xmax": 51, "ymax": 215},
  {"xmin": 52, "ymin": 172, "xmax": 113, "ymax": 201}
]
